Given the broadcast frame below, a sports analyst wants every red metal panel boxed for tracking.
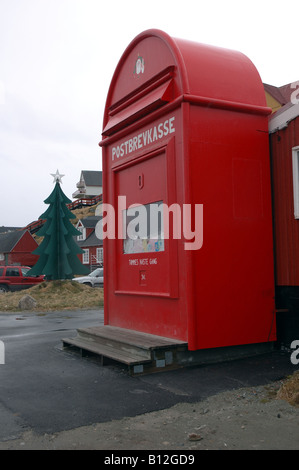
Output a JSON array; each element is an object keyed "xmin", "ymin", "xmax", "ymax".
[
  {"xmin": 103, "ymin": 79, "xmax": 174, "ymax": 135},
  {"xmin": 171, "ymin": 38, "xmax": 267, "ymax": 107},
  {"xmin": 270, "ymin": 117, "xmax": 299, "ymax": 286},
  {"xmin": 189, "ymin": 107, "xmax": 276, "ymax": 349},
  {"xmin": 103, "ymin": 110, "xmax": 187, "ymax": 340}
]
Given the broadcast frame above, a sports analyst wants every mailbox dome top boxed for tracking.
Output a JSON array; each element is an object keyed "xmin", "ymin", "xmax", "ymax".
[{"xmin": 102, "ymin": 29, "xmax": 268, "ymax": 136}]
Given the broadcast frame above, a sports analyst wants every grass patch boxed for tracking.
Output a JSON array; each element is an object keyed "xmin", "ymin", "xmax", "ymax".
[
  {"xmin": 0, "ymin": 280, "xmax": 104, "ymax": 312},
  {"xmin": 277, "ymin": 371, "xmax": 299, "ymax": 407}
]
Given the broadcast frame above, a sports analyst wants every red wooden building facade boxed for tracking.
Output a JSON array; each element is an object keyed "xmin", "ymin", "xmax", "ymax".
[
  {"xmin": 0, "ymin": 230, "xmax": 39, "ymax": 267},
  {"xmin": 269, "ymin": 102, "xmax": 299, "ymax": 344},
  {"xmin": 76, "ymin": 216, "xmax": 103, "ymax": 270}
]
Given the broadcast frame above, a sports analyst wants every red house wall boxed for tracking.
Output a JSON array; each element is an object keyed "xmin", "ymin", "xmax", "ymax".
[
  {"xmin": 0, "ymin": 231, "xmax": 39, "ymax": 267},
  {"xmin": 270, "ymin": 117, "xmax": 299, "ymax": 286},
  {"xmin": 13, "ymin": 231, "xmax": 38, "ymax": 253},
  {"xmin": 7, "ymin": 251, "xmax": 39, "ymax": 267},
  {"xmin": 77, "ymin": 245, "xmax": 101, "ymax": 266}
]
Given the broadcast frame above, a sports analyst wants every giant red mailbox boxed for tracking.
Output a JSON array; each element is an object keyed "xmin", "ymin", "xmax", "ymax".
[{"xmin": 99, "ymin": 29, "xmax": 276, "ymax": 351}]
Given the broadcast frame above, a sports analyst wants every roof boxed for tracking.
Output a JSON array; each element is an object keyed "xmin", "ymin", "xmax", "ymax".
[
  {"xmin": 76, "ymin": 216, "xmax": 103, "ymax": 247},
  {"xmin": 269, "ymin": 101, "xmax": 299, "ymax": 133},
  {"xmin": 264, "ymin": 81, "xmax": 299, "ymax": 106},
  {"xmin": 265, "ymin": 80, "xmax": 299, "ymax": 132},
  {"xmin": 76, "ymin": 231, "xmax": 102, "ymax": 247},
  {"xmin": 0, "ymin": 230, "xmax": 26, "ymax": 253},
  {"xmin": 0, "ymin": 226, "xmax": 22, "ymax": 234},
  {"xmin": 264, "ymin": 83, "xmax": 288, "ymax": 106},
  {"xmin": 279, "ymin": 83, "xmax": 298, "ymax": 102},
  {"xmin": 77, "ymin": 216, "xmax": 101, "ymax": 228},
  {"xmin": 81, "ymin": 171, "xmax": 102, "ymax": 187}
]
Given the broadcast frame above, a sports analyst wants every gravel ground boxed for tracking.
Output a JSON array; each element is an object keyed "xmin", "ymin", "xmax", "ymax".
[{"xmin": 1, "ymin": 378, "xmax": 298, "ymax": 450}]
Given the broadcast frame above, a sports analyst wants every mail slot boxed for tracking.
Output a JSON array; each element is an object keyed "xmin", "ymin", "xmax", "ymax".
[{"xmin": 99, "ymin": 29, "xmax": 276, "ymax": 351}]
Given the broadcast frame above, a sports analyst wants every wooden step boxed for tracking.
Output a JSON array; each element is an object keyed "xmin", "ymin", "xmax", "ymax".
[
  {"xmin": 76, "ymin": 325, "xmax": 187, "ymax": 359},
  {"xmin": 62, "ymin": 325, "xmax": 188, "ymax": 375},
  {"xmin": 62, "ymin": 336, "xmax": 152, "ymax": 366},
  {"xmin": 77, "ymin": 327, "xmax": 150, "ymax": 360}
]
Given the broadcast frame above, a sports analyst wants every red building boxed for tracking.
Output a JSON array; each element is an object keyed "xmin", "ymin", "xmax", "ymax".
[
  {"xmin": 76, "ymin": 216, "xmax": 103, "ymax": 270},
  {"xmin": 0, "ymin": 229, "xmax": 39, "ymax": 267},
  {"xmin": 269, "ymin": 101, "xmax": 299, "ymax": 344}
]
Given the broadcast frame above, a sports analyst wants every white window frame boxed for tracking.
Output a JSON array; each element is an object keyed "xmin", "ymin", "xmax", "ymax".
[
  {"xmin": 292, "ymin": 146, "xmax": 299, "ymax": 219},
  {"xmin": 82, "ymin": 249, "xmax": 89, "ymax": 264},
  {"xmin": 96, "ymin": 247, "xmax": 103, "ymax": 264},
  {"xmin": 76, "ymin": 222, "xmax": 86, "ymax": 241}
]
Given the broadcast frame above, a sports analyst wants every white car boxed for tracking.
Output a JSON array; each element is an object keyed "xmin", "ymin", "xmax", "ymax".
[{"xmin": 72, "ymin": 268, "xmax": 103, "ymax": 287}]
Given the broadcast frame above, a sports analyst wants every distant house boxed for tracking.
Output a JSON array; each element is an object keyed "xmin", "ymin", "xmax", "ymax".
[
  {"xmin": 264, "ymin": 81, "xmax": 298, "ymax": 113},
  {"xmin": 72, "ymin": 170, "xmax": 102, "ymax": 199},
  {"xmin": 76, "ymin": 216, "xmax": 103, "ymax": 269},
  {"xmin": 0, "ymin": 226, "xmax": 22, "ymax": 234},
  {"xmin": 0, "ymin": 230, "xmax": 39, "ymax": 267}
]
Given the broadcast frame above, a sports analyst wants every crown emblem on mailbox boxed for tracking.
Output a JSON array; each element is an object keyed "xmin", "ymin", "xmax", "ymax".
[{"xmin": 134, "ymin": 55, "xmax": 145, "ymax": 75}]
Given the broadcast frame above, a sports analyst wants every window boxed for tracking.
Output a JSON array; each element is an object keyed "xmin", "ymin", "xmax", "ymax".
[
  {"xmin": 96, "ymin": 247, "xmax": 103, "ymax": 264},
  {"xmin": 82, "ymin": 249, "xmax": 89, "ymax": 264},
  {"xmin": 292, "ymin": 147, "xmax": 299, "ymax": 219},
  {"xmin": 0, "ymin": 268, "xmax": 4, "ymax": 276},
  {"xmin": 122, "ymin": 201, "xmax": 165, "ymax": 255},
  {"xmin": 6, "ymin": 268, "xmax": 19, "ymax": 276},
  {"xmin": 77, "ymin": 224, "xmax": 85, "ymax": 241}
]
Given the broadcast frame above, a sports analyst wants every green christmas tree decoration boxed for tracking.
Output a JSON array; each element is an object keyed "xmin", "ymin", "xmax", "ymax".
[{"xmin": 28, "ymin": 170, "xmax": 89, "ymax": 280}]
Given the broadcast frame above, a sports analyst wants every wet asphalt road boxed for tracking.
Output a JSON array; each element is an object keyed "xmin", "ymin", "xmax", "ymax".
[{"xmin": 0, "ymin": 309, "xmax": 298, "ymax": 442}]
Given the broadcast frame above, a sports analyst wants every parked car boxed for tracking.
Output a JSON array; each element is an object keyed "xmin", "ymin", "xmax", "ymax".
[
  {"xmin": 0, "ymin": 266, "xmax": 45, "ymax": 293},
  {"xmin": 72, "ymin": 268, "xmax": 103, "ymax": 287}
]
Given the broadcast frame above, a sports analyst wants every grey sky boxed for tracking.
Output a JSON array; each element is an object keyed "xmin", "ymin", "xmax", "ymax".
[{"xmin": 0, "ymin": 0, "xmax": 297, "ymax": 226}]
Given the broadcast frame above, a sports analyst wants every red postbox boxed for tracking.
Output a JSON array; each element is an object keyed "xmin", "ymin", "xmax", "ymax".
[{"xmin": 99, "ymin": 29, "xmax": 276, "ymax": 352}]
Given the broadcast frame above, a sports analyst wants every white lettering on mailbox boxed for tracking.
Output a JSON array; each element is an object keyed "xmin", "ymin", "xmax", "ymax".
[{"xmin": 111, "ymin": 116, "xmax": 175, "ymax": 161}]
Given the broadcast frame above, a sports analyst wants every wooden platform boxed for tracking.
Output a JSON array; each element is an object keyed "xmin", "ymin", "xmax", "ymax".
[{"xmin": 62, "ymin": 325, "xmax": 188, "ymax": 375}]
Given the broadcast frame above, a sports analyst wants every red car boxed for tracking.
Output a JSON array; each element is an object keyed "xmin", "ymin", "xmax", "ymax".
[{"xmin": 0, "ymin": 266, "xmax": 45, "ymax": 293}]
